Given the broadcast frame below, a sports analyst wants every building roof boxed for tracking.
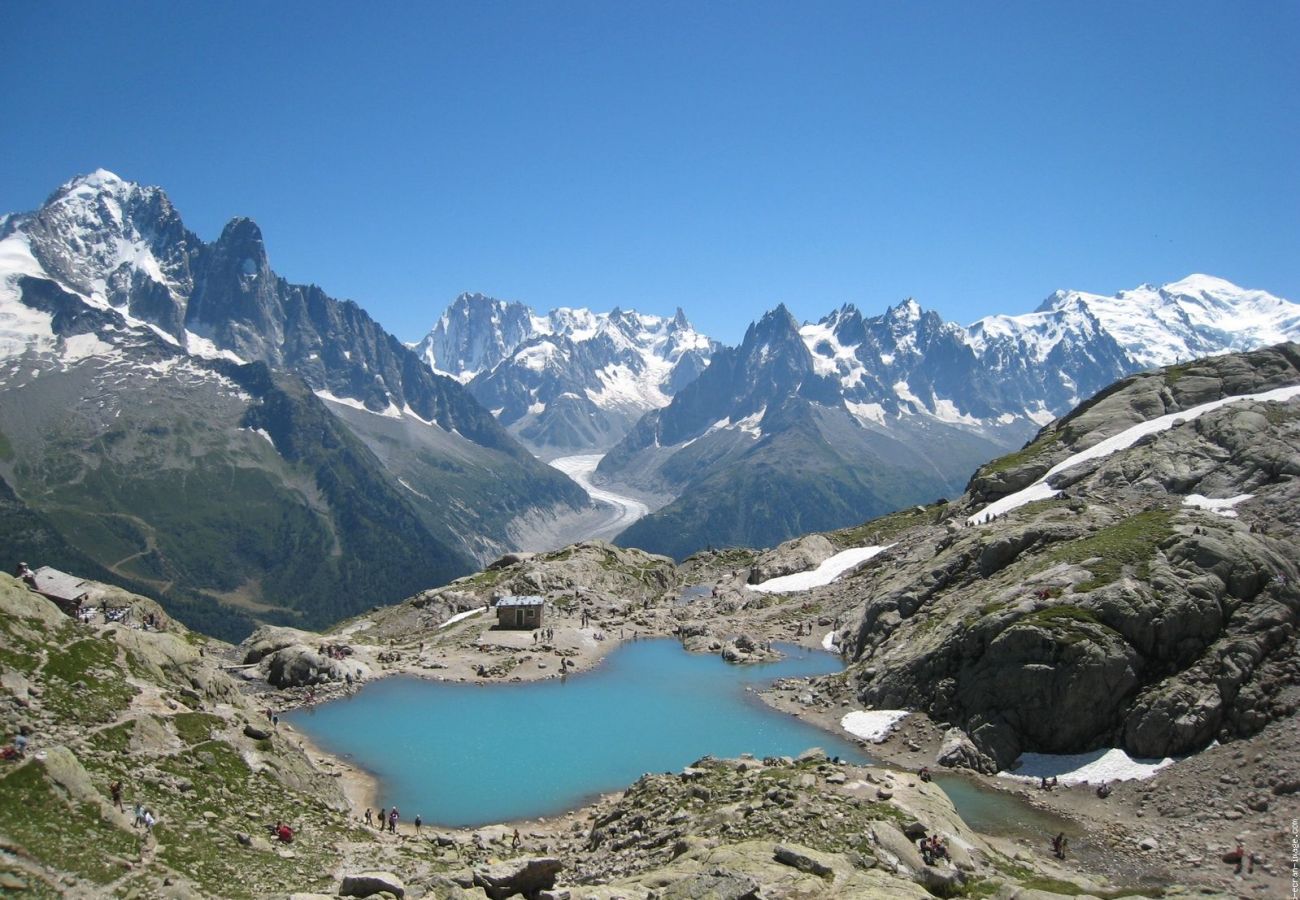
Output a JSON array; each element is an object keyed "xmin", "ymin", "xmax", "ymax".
[
  {"xmin": 496, "ymin": 595, "xmax": 545, "ymax": 608},
  {"xmin": 30, "ymin": 566, "xmax": 93, "ymax": 603}
]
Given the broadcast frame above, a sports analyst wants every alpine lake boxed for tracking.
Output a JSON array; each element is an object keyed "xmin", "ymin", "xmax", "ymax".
[{"xmin": 286, "ymin": 638, "xmax": 1065, "ymax": 839}]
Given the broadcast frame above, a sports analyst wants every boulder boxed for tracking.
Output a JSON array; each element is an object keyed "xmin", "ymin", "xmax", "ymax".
[
  {"xmin": 240, "ymin": 626, "xmax": 315, "ymax": 664},
  {"xmin": 339, "ymin": 871, "xmax": 405, "ymax": 898},
  {"xmin": 748, "ymin": 534, "xmax": 836, "ymax": 584},
  {"xmin": 936, "ymin": 729, "xmax": 997, "ymax": 775},
  {"xmin": 264, "ymin": 645, "xmax": 348, "ymax": 688},
  {"xmin": 772, "ymin": 844, "xmax": 834, "ymax": 878},
  {"xmin": 472, "ymin": 857, "xmax": 563, "ymax": 899}
]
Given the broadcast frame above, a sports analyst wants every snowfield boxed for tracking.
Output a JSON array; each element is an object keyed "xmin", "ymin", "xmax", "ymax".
[
  {"xmin": 968, "ymin": 384, "xmax": 1300, "ymax": 525},
  {"xmin": 748, "ymin": 545, "xmax": 893, "ymax": 593},
  {"xmin": 998, "ymin": 747, "xmax": 1174, "ymax": 785},
  {"xmin": 841, "ymin": 710, "xmax": 909, "ymax": 742}
]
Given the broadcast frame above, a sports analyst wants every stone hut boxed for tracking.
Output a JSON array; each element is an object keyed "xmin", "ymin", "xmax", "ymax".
[
  {"xmin": 495, "ymin": 595, "xmax": 545, "ymax": 630},
  {"xmin": 17, "ymin": 564, "xmax": 98, "ymax": 616}
]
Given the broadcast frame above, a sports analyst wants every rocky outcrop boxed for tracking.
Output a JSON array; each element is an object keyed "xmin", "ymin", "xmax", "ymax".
[
  {"xmin": 836, "ymin": 346, "xmax": 1300, "ymax": 768},
  {"xmin": 747, "ymin": 535, "xmax": 836, "ymax": 584},
  {"xmin": 263, "ymin": 644, "xmax": 349, "ymax": 688},
  {"xmin": 339, "ymin": 871, "xmax": 406, "ymax": 898},
  {"xmin": 471, "ymin": 857, "xmax": 563, "ymax": 899}
]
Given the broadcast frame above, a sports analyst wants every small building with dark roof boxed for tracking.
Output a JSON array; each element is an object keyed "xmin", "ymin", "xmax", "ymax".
[
  {"xmin": 22, "ymin": 565, "xmax": 99, "ymax": 616},
  {"xmin": 495, "ymin": 594, "xmax": 545, "ymax": 630}
]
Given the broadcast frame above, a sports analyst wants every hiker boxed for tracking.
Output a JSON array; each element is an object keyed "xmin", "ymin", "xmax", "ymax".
[
  {"xmin": 1051, "ymin": 832, "xmax": 1067, "ymax": 859},
  {"xmin": 918, "ymin": 766, "xmax": 932, "ymax": 783},
  {"xmin": 388, "ymin": 807, "xmax": 399, "ymax": 833},
  {"xmin": 276, "ymin": 822, "xmax": 294, "ymax": 843},
  {"xmin": 133, "ymin": 803, "xmax": 146, "ymax": 828},
  {"xmin": 143, "ymin": 809, "xmax": 156, "ymax": 832},
  {"xmin": 1224, "ymin": 841, "xmax": 1254, "ymax": 874},
  {"xmin": 364, "ymin": 808, "xmax": 373, "ymax": 826},
  {"xmin": 414, "ymin": 814, "xmax": 421, "ymax": 833},
  {"xmin": 1096, "ymin": 782, "xmax": 1111, "ymax": 799},
  {"xmin": 512, "ymin": 828, "xmax": 521, "ymax": 849},
  {"xmin": 110, "ymin": 780, "xmax": 123, "ymax": 811}
]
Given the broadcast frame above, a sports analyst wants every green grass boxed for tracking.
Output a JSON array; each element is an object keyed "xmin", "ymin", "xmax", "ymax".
[
  {"xmin": 0, "ymin": 760, "xmax": 139, "ymax": 885},
  {"xmin": 172, "ymin": 712, "xmax": 225, "ymax": 746},
  {"xmin": 978, "ymin": 430, "xmax": 1061, "ymax": 476},
  {"xmin": 829, "ymin": 503, "xmax": 940, "ymax": 549},
  {"xmin": 1042, "ymin": 509, "xmax": 1175, "ymax": 592},
  {"xmin": 40, "ymin": 637, "xmax": 138, "ymax": 725}
]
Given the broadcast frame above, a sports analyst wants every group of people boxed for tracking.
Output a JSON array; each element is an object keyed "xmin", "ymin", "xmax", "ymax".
[
  {"xmin": 319, "ymin": 642, "xmax": 352, "ymax": 660},
  {"xmin": 1038, "ymin": 775, "xmax": 1059, "ymax": 791},
  {"xmin": 1051, "ymin": 831, "xmax": 1068, "ymax": 859},
  {"xmin": 132, "ymin": 803, "xmax": 156, "ymax": 832},
  {"xmin": 532, "ymin": 627, "xmax": 555, "ymax": 643},
  {"xmin": 2, "ymin": 728, "xmax": 31, "ymax": 760},
  {"xmin": 363, "ymin": 806, "xmax": 407, "ymax": 834},
  {"xmin": 919, "ymin": 834, "xmax": 949, "ymax": 865}
]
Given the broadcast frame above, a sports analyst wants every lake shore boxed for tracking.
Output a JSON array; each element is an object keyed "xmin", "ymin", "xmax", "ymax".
[{"xmin": 236, "ymin": 540, "xmax": 1295, "ymax": 896}]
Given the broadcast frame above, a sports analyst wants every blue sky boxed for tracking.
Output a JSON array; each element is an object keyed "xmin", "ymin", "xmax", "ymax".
[{"xmin": 3, "ymin": 1, "xmax": 1297, "ymax": 345}]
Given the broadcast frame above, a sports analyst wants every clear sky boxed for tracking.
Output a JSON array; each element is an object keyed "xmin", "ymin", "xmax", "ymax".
[{"xmin": 3, "ymin": 1, "xmax": 1297, "ymax": 345}]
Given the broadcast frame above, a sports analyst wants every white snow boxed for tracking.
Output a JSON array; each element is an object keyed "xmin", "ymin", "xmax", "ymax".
[
  {"xmin": 60, "ymin": 332, "xmax": 116, "ymax": 363},
  {"xmin": 998, "ymin": 747, "xmax": 1174, "ymax": 785},
  {"xmin": 841, "ymin": 710, "xmax": 909, "ymax": 742},
  {"xmin": 184, "ymin": 330, "xmax": 246, "ymax": 364},
  {"xmin": 931, "ymin": 395, "xmax": 979, "ymax": 425},
  {"xmin": 1182, "ymin": 493, "xmax": 1252, "ymax": 517},
  {"xmin": 246, "ymin": 427, "xmax": 275, "ymax": 448},
  {"xmin": 397, "ymin": 477, "xmax": 431, "ymax": 501},
  {"xmin": 845, "ymin": 400, "xmax": 887, "ymax": 426},
  {"xmin": 0, "ymin": 232, "xmax": 58, "ymax": 361},
  {"xmin": 968, "ymin": 384, "xmax": 1300, "ymax": 524},
  {"xmin": 749, "ymin": 544, "xmax": 893, "ymax": 593},
  {"xmin": 821, "ymin": 630, "xmax": 839, "ymax": 651},
  {"xmin": 314, "ymin": 390, "xmax": 403, "ymax": 419},
  {"xmin": 437, "ymin": 607, "xmax": 484, "ymax": 629}
]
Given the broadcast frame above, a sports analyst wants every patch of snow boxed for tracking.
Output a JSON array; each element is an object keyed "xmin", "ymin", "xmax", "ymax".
[
  {"xmin": 998, "ymin": 748, "xmax": 1174, "ymax": 785},
  {"xmin": 0, "ymin": 232, "xmax": 59, "ymax": 360},
  {"xmin": 184, "ymin": 330, "xmax": 246, "ymax": 363},
  {"xmin": 60, "ymin": 332, "xmax": 117, "ymax": 363},
  {"xmin": 397, "ymin": 477, "xmax": 432, "ymax": 501},
  {"xmin": 969, "ymin": 385, "xmax": 1300, "ymax": 524},
  {"xmin": 245, "ymin": 427, "xmax": 275, "ymax": 449},
  {"xmin": 1182, "ymin": 493, "xmax": 1252, "ymax": 517},
  {"xmin": 438, "ymin": 607, "xmax": 484, "ymax": 629},
  {"xmin": 314, "ymin": 390, "xmax": 403, "ymax": 419},
  {"xmin": 841, "ymin": 710, "xmax": 909, "ymax": 742},
  {"xmin": 893, "ymin": 380, "xmax": 920, "ymax": 406},
  {"xmin": 931, "ymin": 395, "xmax": 979, "ymax": 425},
  {"xmin": 527, "ymin": 401, "xmax": 546, "ymax": 416},
  {"xmin": 845, "ymin": 400, "xmax": 887, "ymax": 426},
  {"xmin": 734, "ymin": 408, "xmax": 764, "ymax": 438},
  {"xmin": 821, "ymin": 630, "xmax": 838, "ymax": 651},
  {"xmin": 749, "ymin": 544, "xmax": 893, "ymax": 593}
]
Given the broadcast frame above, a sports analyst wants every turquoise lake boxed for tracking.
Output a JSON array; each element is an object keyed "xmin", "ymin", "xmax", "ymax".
[{"xmin": 286, "ymin": 639, "xmax": 868, "ymax": 827}]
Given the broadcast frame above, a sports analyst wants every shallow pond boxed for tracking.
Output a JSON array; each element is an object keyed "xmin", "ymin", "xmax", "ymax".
[{"xmin": 287, "ymin": 639, "xmax": 867, "ymax": 827}]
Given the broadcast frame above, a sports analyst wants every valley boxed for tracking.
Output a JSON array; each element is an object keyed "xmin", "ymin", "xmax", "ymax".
[{"xmin": 4, "ymin": 343, "xmax": 1297, "ymax": 897}]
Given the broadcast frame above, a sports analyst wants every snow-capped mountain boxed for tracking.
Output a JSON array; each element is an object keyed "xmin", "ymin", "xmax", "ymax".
[
  {"xmin": 972, "ymin": 274, "xmax": 1300, "ymax": 370},
  {"xmin": 414, "ymin": 293, "xmax": 716, "ymax": 452},
  {"xmin": 0, "ymin": 171, "xmax": 586, "ymax": 637},
  {"xmin": 600, "ymin": 278, "xmax": 1300, "ymax": 558}
]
